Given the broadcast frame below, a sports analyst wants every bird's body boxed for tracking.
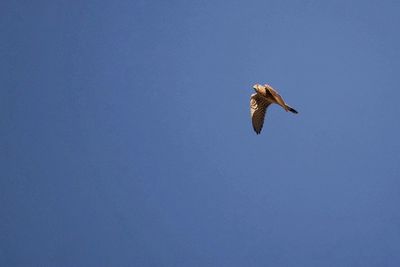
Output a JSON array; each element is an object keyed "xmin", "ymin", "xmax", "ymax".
[{"xmin": 250, "ymin": 83, "xmax": 298, "ymax": 134}]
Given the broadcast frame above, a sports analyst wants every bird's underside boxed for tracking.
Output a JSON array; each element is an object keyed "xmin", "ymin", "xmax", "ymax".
[{"xmin": 250, "ymin": 83, "xmax": 298, "ymax": 134}]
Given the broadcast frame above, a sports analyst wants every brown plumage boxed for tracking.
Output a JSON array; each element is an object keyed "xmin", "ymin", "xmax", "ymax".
[{"xmin": 250, "ymin": 83, "xmax": 298, "ymax": 134}]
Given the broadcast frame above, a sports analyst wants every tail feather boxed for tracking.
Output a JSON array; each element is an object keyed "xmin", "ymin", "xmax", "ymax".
[{"xmin": 286, "ymin": 105, "xmax": 298, "ymax": 114}]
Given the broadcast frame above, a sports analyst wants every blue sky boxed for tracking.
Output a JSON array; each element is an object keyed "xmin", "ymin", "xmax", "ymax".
[{"xmin": 2, "ymin": 0, "xmax": 400, "ymax": 266}]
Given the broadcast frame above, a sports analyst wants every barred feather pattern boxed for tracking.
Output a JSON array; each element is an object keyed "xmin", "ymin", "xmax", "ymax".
[{"xmin": 250, "ymin": 93, "xmax": 271, "ymax": 134}]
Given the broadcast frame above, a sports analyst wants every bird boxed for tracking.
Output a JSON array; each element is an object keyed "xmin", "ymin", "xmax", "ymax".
[{"xmin": 250, "ymin": 83, "xmax": 298, "ymax": 134}]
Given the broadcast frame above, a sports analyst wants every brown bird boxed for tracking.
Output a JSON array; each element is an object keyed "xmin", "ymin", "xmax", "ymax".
[{"xmin": 250, "ymin": 83, "xmax": 298, "ymax": 134}]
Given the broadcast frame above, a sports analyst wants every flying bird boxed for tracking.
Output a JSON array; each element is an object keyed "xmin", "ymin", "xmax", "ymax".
[{"xmin": 250, "ymin": 83, "xmax": 298, "ymax": 134}]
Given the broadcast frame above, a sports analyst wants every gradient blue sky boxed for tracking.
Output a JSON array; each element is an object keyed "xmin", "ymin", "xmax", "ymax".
[{"xmin": 2, "ymin": 0, "xmax": 400, "ymax": 266}]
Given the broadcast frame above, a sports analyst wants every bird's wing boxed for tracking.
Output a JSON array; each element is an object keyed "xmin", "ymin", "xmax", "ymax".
[
  {"xmin": 264, "ymin": 84, "xmax": 287, "ymax": 109},
  {"xmin": 250, "ymin": 93, "xmax": 271, "ymax": 134}
]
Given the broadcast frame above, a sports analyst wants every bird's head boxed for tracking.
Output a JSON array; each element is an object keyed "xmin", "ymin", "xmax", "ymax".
[{"xmin": 253, "ymin": 83, "xmax": 262, "ymax": 93}]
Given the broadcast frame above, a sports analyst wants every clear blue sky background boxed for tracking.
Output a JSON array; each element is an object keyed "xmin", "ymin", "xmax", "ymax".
[{"xmin": 2, "ymin": 0, "xmax": 400, "ymax": 266}]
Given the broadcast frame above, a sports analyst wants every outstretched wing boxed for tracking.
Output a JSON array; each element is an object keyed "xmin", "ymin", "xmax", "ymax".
[
  {"xmin": 264, "ymin": 84, "xmax": 287, "ymax": 110},
  {"xmin": 250, "ymin": 93, "xmax": 271, "ymax": 134}
]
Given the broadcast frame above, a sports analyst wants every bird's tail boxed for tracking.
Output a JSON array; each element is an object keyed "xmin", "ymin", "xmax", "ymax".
[{"xmin": 285, "ymin": 105, "xmax": 298, "ymax": 114}]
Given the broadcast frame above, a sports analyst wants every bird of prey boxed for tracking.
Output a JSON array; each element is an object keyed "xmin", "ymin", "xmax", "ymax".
[{"xmin": 250, "ymin": 83, "xmax": 298, "ymax": 134}]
